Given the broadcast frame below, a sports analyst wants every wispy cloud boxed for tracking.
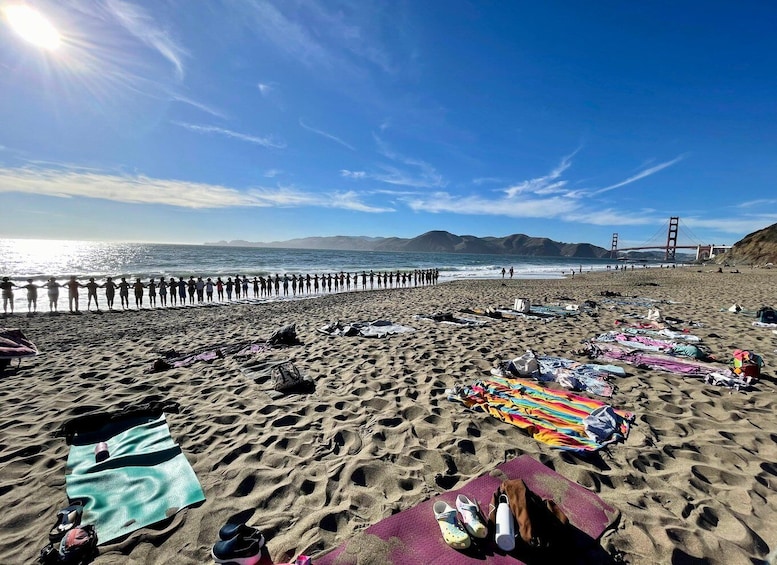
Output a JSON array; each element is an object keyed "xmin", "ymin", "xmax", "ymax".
[
  {"xmin": 503, "ymin": 151, "xmax": 577, "ymax": 198},
  {"xmin": 372, "ymin": 136, "xmax": 446, "ymax": 188},
  {"xmin": 172, "ymin": 122, "xmax": 286, "ymax": 148},
  {"xmin": 299, "ymin": 119, "xmax": 355, "ymax": 150},
  {"xmin": 681, "ymin": 215, "xmax": 777, "ymax": 235},
  {"xmin": 737, "ymin": 199, "xmax": 777, "ymax": 208},
  {"xmin": 590, "ymin": 155, "xmax": 685, "ymax": 195},
  {"xmin": 105, "ymin": 0, "xmax": 188, "ymax": 81},
  {"xmin": 169, "ymin": 94, "xmax": 226, "ymax": 119},
  {"xmin": 404, "ymin": 192, "xmax": 580, "ymax": 219},
  {"xmin": 0, "ymin": 165, "xmax": 392, "ymax": 212},
  {"xmin": 263, "ymin": 169, "xmax": 282, "ymax": 178},
  {"xmin": 341, "ymin": 170, "xmax": 366, "ymax": 179},
  {"xmin": 473, "ymin": 177, "xmax": 503, "ymax": 185},
  {"xmin": 258, "ymin": 83, "xmax": 273, "ymax": 96}
]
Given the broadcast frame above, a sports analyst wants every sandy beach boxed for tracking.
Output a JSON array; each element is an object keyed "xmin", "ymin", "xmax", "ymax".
[{"xmin": 1, "ymin": 266, "xmax": 776, "ymax": 564}]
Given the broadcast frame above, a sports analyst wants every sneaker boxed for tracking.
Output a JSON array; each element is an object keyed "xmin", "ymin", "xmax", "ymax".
[
  {"xmin": 218, "ymin": 522, "xmax": 264, "ymax": 542},
  {"xmin": 212, "ymin": 533, "xmax": 265, "ymax": 565}
]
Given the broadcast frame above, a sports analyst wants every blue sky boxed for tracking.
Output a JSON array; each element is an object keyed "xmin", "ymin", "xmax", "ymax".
[{"xmin": 1, "ymin": 1, "xmax": 776, "ymax": 248}]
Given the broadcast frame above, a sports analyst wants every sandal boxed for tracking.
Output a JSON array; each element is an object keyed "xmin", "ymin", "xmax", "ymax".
[
  {"xmin": 456, "ymin": 494, "xmax": 488, "ymax": 539},
  {"xmin": 433, "ymin": 500, "xmax": 471, "ymax": 550},
  {"xmin": 48, "ymin": 502, "xmax": 83, "ymax": 543}
]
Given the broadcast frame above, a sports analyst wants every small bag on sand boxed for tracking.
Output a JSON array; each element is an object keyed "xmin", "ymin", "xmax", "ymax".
[
  {"xmin": 647, "ymin": 308, "xmax": 663, "ymax": 322},
  {"xmin": 271, "ymin": 361, "xmax": 305, "ymax": 391},
  {"xmin": 508, "ymin": 350, "xmax": 539, "ymax": 377},
  {"xmin": 514, "ymin": 299, "xmax": 531, "ymax": 313}
]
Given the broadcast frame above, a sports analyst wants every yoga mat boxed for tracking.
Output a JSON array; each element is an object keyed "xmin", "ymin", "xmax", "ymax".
[
  {"xmin": 316, "ymin": 454, "xmax": 619, "ymax": 565},
  {"xmin": 65, "ymin": 414, "xmax": 205, "ymax": 544}
]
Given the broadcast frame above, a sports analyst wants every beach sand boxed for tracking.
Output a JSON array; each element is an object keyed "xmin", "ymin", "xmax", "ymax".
[{"xmin": 1, "ymin": 266, "xmax": 776, "ymax": 564}]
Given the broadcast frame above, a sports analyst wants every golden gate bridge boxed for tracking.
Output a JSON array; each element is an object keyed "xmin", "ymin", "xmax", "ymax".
[{"xmin": 610, "ymin": 216, "xmax": 732, "ymax": 261}]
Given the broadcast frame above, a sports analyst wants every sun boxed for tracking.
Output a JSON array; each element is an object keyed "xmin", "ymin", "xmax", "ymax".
[{"xmin": 2, "ymin": 4, "xmax": 61, "ymax": 50}]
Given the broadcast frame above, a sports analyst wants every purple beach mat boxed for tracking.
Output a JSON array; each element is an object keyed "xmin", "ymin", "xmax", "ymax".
[{"xmin": 315, "ymin": 454, "xmax": 619, "ymax": 565}]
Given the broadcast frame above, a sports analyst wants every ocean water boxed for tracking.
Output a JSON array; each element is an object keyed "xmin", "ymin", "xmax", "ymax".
[
  {"xmin": 0, "ymin": 239, "xmax": 620, "ymax": 281},
  {"xmin": 0, "ymin": 239, "xmax": 620, "ymax": 312}
]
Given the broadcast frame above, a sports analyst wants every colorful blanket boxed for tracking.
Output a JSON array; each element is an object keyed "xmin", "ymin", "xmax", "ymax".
[
  {"xmin": 582, "ymin": 342, "xmax": 722, "ymax": 376},
  {"xmin": 447, "ymin": 375, "xmax": 633, "ymax": 452}
]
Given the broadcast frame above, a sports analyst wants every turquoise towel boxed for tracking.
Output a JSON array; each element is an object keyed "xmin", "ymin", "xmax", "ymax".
[{"xmin": 65, "ymin": 414, "xmax": 205, "ymax": 544}]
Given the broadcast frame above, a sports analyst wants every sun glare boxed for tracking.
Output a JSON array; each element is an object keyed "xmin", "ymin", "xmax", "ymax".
[{"xmin": 2, "ymin": 4, "xmax": 61, "ymax": 50}]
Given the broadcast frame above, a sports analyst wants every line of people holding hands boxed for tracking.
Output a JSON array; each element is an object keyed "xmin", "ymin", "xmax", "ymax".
[{"xmin": 2, "ymin": 269, "xmax": 440, "ymax": 314}]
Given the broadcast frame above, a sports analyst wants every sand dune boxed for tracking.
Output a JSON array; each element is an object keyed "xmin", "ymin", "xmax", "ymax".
[{"xmin": 1, "ymin": 267, "xmax": 776, "ymax": 564}]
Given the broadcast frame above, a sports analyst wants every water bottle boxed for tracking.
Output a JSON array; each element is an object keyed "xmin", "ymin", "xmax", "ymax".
[
  {"xmin": 95, "ymin": 442, "xmax": 109, "ymax": 463},
  {"xmin": 495, "ymin": 494, "xmax": 515, "ymax": 551}
]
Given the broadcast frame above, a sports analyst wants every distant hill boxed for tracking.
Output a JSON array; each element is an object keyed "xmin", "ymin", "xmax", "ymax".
[
  {"xmin": 717, "ymin": 222, "xmax": 777, "ymax": 265},
  {"xmin": 205, "ymin": 230, "xmax": 611, "ymax": 258}
]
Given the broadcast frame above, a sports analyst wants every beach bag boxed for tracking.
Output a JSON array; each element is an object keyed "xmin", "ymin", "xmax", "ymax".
[
  {"xmin": 508, "ymin": 350, "xmax": 539, "ymax": 377},
  {"xmin": 647, "ymin": 308, "xmax": 663, "ymax": 322},
  {"xmin": 731, "ymin": 349, "xmax": 764, "ymax": 379},
  {"xmin": 271, "ymin": 361, "xmax": 305, "ymax": 392},
  {"xmin": 487, "ymin": 479, "xmax": 569, "ymax": 552},
  {"xmin": 756, "ymin": 307, "xmax": 777, "ymax": 324},
  {"xmin": 514, "ymin": 298, "xmax": 531, "ymax": 313}
]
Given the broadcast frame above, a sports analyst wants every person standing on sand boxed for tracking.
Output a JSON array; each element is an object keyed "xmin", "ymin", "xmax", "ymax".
[
  {"xmin": 187, "ymin": 277, "xmax": 196, "ymax": 304},
  {"xmin": 225, "ymin": 277, "xmax": 233, "ymax": 300},
  {"xmin": 67, "ymin": 276, "xmax": 82, "ymax": 313},
  {"xmin": 85, "ymin": 277, "xmax": 100, "ymax": 310},
  {"xmin": 133, "ymin": 278, "xmax": 145, "ymax": 309},
  {"xmin": 169, "ymin": 277, "xmax": 178, "ymax": 306},
  {"xmin": 509, "ymin": 266, "xmax": 514, "ymax": 278},
  {"xmin": 23, "ymin": 279, "xmax": 40, "ymax": 313},
  {"xmin": 241, "ymin": 276, "xmax": 249, "ymax": 298},
  {"xmin": 206, "ymin": 278, "xmax": 214, "ymax": 302},
  {"xmin": 234, "ymin": 275, "xmax": 241, "ymax": 300},
  {"xmin": 216, "ymin": 277, "xmax": 224, "ymax": 301},
  {"xmin": 43, "ymin": 278, "xmax": 61, "ymax": 313},
  {"xmin": 1, "ymin": 277, "xmax": 16, "ymax": 314},
  {"xmin": 195, "ymin": 277, "xmax": 205, "ymax": 303},
  {"xmin": 158, "ymin": 278, "xmax": 167, "ymax": 307},
  {"xmin": 118, "ymin": 277, "xmax": 130, "ymax": 309},
  {"xmin": 103, "ymin": 277, "xmax": 118, "ymax": 310},
  {"xmin": 252, "ymin": 277, "xmax": 259, "ymax": 298},
  {"xmin": 501, "ymin": 267, "xmax": 506, "ymax": 278},
  {"xmin": 148, "ymin": 278, "xmax": 157, "ymax": 307},
  {"xmin": 178, "ymin": 277, "xmax": 187, "ymax": 305}
]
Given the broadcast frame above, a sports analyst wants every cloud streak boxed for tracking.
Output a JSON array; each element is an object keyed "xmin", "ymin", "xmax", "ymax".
[
  {"xmin": 172, "ymin": 122, "xmax": 286, "ymax": 148},
  {"xmin": 299, "ymin": 119, "xmax": 355, "ymax": 150},
  {"xmin": 105, "ymin": 0, "xmax": 188, "ymax": 81},
  {"xmin": 590, "ymin": 155, "xmax": 685, "ymax": 195},
  {"xmin": 0, "ymin": 165, "xmax": 392, "ymax": 212}
]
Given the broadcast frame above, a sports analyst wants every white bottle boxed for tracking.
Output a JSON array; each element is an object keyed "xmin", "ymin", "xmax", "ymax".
[{"xmin": 495, "ymin": 494, "xmax": 515, "ymax": 551}]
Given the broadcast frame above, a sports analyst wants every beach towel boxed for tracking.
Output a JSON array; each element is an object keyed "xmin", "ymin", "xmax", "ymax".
[
  {"xmin": 594, "ymin": 332, "xmax": 710, "ymax": 360},
  {"xmin": 579, "ymin": 342, "xmax": 724, "ymax": 378},
  {"xmin": 415, "ymin": 312, "xmax": 491, "ymax": 326},
  {"xmin": 318, "ymin": 319, "xmax": 416, "ymax": 338},
  {"xmin": 491, "ymin": 355, "xmax": 620, "ymax": 397},
  {"xmin": 58, "ymin": 402, "xmax": 205, "ymax": 544},
  {"xmin": 315, "ymin": 454, "xmax": 620, "ymax": 565},
  {"xmin": 447, "ymin": 375, "xmax": 633, "ymax": 452}
]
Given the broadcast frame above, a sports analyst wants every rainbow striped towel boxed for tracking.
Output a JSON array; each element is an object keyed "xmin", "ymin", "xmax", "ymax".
[{"xmin": 447, "ymin": 375, "xmax": 634, "ymax": 452}]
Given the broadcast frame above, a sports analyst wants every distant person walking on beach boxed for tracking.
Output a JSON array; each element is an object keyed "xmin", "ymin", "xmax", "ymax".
[
  {"xmin": 118, "ymin": 277, "xmax": 130, "ymax": 309},
  {"xmin": 67, "ymin": 276, "xmax": 82, "ymax": 313},
  {"xmin": 103, "ymin": 277, "xmax": 118, "ymax": 310},
  {"xmin": 509, "ymin": 266, "xmax": 514, "ymax": 278},
  {"xmin": 85, "ymin": 277, "xmax": 100, "ymax": 310},
  {"xmin": 1, "ymin": 277, "xmax": 16, "ymax": 314}
]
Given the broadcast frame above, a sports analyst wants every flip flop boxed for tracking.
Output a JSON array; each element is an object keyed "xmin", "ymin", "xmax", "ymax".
[
  {"xmin": 48, "ymin": 502, "xmax": 84, "ymax": 543},
  {"xmin": 433, "ymin": 500, "xmax": 471, "ymax": 550},
  {"xmin": 455, "ymin": 494, "xmax": 488, "ymax": 539}
]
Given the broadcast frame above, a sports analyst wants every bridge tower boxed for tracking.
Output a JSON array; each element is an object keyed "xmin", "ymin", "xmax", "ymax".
[
  {"xmin": 610, "ymin": 233, "xmax": 619, "ymax": 259},
  {"xmin": 665, "ymin": 216, "xmax": 679, "ymax": 261}
]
